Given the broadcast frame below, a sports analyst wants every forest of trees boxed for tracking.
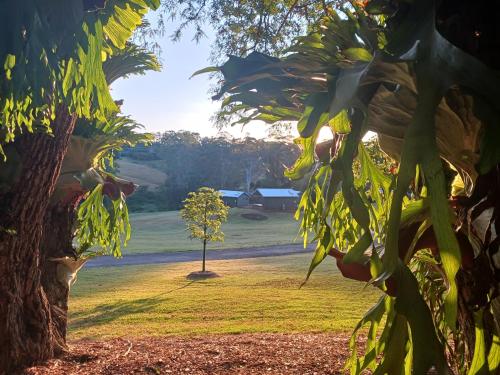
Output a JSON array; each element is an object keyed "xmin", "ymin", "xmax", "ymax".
[{"xmin": 121, "ymin": 131, "xmax": 302, "ymax": 211}]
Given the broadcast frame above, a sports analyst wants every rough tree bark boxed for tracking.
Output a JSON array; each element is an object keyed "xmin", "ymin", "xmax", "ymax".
[
  {"xmin": 40, "ymin": 195, "xmax": 83, "ymax": 355},
  {"xmin": 0, "ymin": 106, "xmax": 77, "ymax": 373}
]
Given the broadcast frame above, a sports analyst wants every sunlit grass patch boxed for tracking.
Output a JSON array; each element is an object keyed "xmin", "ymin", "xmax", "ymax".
[{"xmin": 68, "ymin": 253, "xmax": 380, "ymax": 339}]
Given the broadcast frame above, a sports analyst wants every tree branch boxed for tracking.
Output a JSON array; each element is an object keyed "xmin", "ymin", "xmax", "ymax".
[{"xmin": 276, "ymin": 0, "xmax": 300, "ymax": 39}]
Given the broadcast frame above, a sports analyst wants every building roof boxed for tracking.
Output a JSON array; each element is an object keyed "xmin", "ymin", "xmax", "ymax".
[
  {"xmin": 254, "ymin": 188, "xmax": 301, "ymax": 198},
  {"xmin": 219, "ymin": 190, "xmax": 248, "ymax": 198}
]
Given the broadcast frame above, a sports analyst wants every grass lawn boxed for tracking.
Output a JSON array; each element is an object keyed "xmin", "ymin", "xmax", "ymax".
[
  {"xmin": 124, "ymin": 208, "xmax": 302, "ymax": 254},
  {"xmin": 117, "ymin": 158, "xmax": 167, "ymax": 190},
  {"xmin": 68, "ymin": 253, "xmax": 381, "ymax": 340}
]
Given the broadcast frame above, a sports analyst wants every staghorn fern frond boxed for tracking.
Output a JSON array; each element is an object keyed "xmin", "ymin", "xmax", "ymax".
[
  {"xmin": 200, "ymin": 2, "xmax": 500, "ymax": 373},
  {"xmin": 55, "ymin": 42, "xmax": 159, "ymax": 259},
  {"xmin": 103, "ymin": 43, "xmax": 161, "ymax": 85},
  {"xmin": 60, "ymin": 41, "xmax": 158, "ymax": 179},
  {"xmin": 67, "ymin": 114, "xmax": 153, "ymax": 172},
  {"xmin": 0, "ymin": 0, "xmax": 160, "ymax": 158}
]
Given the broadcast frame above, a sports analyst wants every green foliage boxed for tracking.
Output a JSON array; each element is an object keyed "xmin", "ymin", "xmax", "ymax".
[
  {"xmin": 67, "ymin": 122, "xmax": 151, "ymax": 259},
  {"xmin": 0, "ymin": 0, "xmax": 160, "ymax": 158},
  {"xmin": 57, "ymin": 44, "xmax": 158, "ymax": 259},
  {"xmin": 103, "ymin": 43, "xmax": 161, "ymax": 85},
  {"xmin": 181, "ymin": 187, "xmax": 229, "ymax": 244},
  {"xmin": 0, "ymin": 3, "xmax": 158, "ymax": 262},
  {"xmin": 154, "ymin": 1, "xmax": 343, "ymax": 61},
  {"xmin": 76, "ymin": 183, "xmax": 131, "ymax": 258},
  {"xmin": 358, "ymin": 136, "xmax": 395, "ymax": 177},
  {"xmin": 40, "ymin": 39, "xmax": 158, "ymax": 264},
  {"xmin": 72, "ymin": 114, "xmax": 154, "ymax": 171},
  {"xmin": 206, "ymin": 1, "xmax": 500, "ymax": 373}
]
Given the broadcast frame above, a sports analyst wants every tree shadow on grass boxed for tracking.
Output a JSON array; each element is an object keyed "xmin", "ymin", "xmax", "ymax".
[{"xmin": 69, "ymin": 281, "xmax": 196, "ymax": 331}]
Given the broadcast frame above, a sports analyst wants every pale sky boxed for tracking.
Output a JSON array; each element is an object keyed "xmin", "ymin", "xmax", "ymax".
[
  {"xmin": 111, "ymin": 17, "xmax": 367, "ymax": 142},
  {"xmin": 111, "ymin": 20, "xmax": 272, "ymax": 139}
]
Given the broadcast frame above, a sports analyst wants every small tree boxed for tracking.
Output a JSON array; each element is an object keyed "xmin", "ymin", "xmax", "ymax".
[{"xmin": 181, "ymin": 187, "xmax": 229, "ymax": 272}]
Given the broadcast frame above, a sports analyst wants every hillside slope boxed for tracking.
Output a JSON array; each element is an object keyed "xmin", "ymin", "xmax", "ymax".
[{"xmin": 116, "ymin": 157, "xmax": 167, "ymax": 190}]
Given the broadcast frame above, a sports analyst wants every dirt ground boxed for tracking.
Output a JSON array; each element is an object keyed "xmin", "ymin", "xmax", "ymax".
[{"xmin": 24, "ymin": 333, "xmax": 358, "ymax": 375}]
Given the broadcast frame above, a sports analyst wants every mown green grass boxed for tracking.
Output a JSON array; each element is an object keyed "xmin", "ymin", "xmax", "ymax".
[
  {"xmin": 68, "ymin": 253, "xmax": 381, "ymax": 339},
  {"xmin": 125, "ymin": 208, "xmax": 301, "ymax": 254}
]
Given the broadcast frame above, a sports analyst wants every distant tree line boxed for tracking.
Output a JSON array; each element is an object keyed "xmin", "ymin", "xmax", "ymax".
[{"xmin": 120, "ymin": 130, "xmax": 302, "ymax": 211}]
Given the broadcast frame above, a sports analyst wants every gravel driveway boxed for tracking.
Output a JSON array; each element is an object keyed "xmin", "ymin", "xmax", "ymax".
[{"xmin": 86, "ymin": 243, "xmax": 314, "ymax": 268}]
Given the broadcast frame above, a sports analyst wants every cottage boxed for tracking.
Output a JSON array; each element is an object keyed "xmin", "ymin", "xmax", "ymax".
[
  {"xmin": 251, "ymin": 188, "xmax": 301, "ymax": 211},
  {"xmin": 218, "ymin": 190, "xmax": 250, "ymax": 207}
]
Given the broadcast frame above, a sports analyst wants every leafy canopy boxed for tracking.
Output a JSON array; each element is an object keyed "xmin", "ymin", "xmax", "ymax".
[
  {"xmin": 142, "ymin": 0, "xmax": 347, "ymax": 60},
  {"xmin": 181, "ymin": 187, "xmax": 229, "ymax": 243}
]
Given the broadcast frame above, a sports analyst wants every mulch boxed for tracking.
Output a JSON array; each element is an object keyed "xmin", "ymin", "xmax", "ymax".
[
  {"xmin": 24, "ymin": 333, "xmax": 359, "ymax": 375},
  {"xmin": 186, "ymin": 270, "xmax": 220, "ymax": 280}
]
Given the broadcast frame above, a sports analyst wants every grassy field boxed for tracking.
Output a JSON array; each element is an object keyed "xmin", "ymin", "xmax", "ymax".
[
  {"xmin": 124, "ymin": 208, "xmax": 302, "ymax": 254},
  {"xmin": 68, "ymin": 253, "xmax": 381, "ymax": 339},
  {"xmin": 116, "ymin": 158, "xmax": 167, "ymax": 190}
]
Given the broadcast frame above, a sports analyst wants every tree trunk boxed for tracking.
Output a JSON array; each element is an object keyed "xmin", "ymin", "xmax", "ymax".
[
  {"xmin": 244, "ymin": 164, "xmax": 253, "ymax": 193},
  {"xmin": 40, "ymin": 195, "xmax": 83, "ymax": 355},
  {"xmin": 0, "ymin": 106, "xmax": 77, "ymax": 373},
  {"xmin": 202, "ymin": 239, "xmax": 207, "ymax": 272}
]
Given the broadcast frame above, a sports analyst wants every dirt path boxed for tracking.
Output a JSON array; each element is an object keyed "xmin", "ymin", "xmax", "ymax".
[
  {"xmin": 87, "ymin": 244, "xmax": 314, "ymax": 268},
  {"xmin": 24, "ymin": 333, "xmax": 356, "ymax": 374}
]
